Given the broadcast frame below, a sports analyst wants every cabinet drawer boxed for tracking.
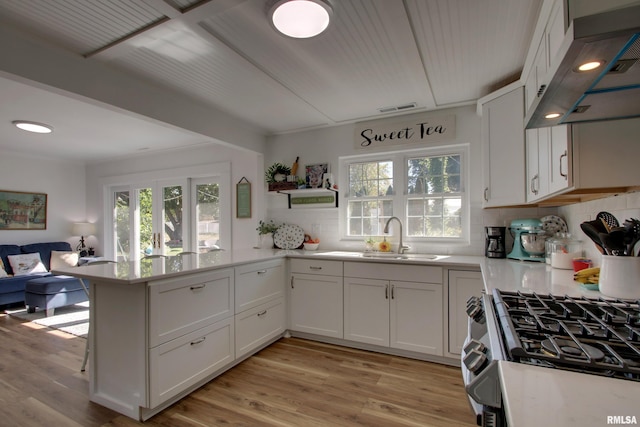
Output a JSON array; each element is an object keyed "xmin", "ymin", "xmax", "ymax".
[
  {"xmin": 290, "ymin": 258, "xmax": 343, "ymax": 276},
  {"xmin": 344, "ymin": 262, "xmax": 442, "ymax": 283},
  {"xmin": 235, "ymin": 259, "xmax": 284, "ymax": 313},
  {"xmin": 149, "ymin": 317, "xmax": 234, "ymax": 408},
  {"xmin": 235, "ymin": 298, "xmax": 285, "ymax": 358},
  {"xmin": 149, "ymin": 269, "xmax": 234, "ymax": 347}
]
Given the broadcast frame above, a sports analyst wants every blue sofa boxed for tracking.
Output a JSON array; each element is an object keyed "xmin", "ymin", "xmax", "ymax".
[{"xmin": 0, "ymin": 242, "xmax": 88, "ymax": 315}]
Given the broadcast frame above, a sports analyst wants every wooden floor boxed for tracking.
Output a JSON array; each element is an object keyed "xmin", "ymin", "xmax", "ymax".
[{"xmin": 0, "ymin": 311, "xmax": 477, "ymax": 427}]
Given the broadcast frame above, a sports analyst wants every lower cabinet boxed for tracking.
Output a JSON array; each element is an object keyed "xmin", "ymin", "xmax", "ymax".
[
  {"xmin": 235, "ymin": 297, "xmax": 285, "ymax": 358},
  {"xmin": 447, "ymin": 269, "xmax": 483, "ymax": 356},
  {"xmin": 149, "ymin": 317, "xmax": 234, "ymax": 408},
  {"xmin": 289, "ymin": 259, "xmax": 344, "ymax": 339},
  {"xmin": 343, "ymin": 262, "xmax": 444, "ymax": 356}
]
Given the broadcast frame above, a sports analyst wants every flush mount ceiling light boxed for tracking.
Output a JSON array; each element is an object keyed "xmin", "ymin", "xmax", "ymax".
[
  {"xmin": 269, "ymin": 0, "xmax": 333, "ymax": 39},
  {"xmin": 12, "ymin": 120, "xmax": 53, "ymax": 134}
]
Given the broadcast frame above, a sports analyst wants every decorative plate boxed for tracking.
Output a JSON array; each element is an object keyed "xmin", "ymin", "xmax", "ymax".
[
  {"xmin": 273, "ymin": 224, "xmax": 305, "ymax": 249},
  {"xmin": 541, "ymin": 215, "xmax": 568, "ymax": 236}
]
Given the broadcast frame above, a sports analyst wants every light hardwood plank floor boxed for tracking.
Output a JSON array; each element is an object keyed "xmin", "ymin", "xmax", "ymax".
[{"xmin": 0, "ymin": 311, "xmax": 477, "ymax": 426}]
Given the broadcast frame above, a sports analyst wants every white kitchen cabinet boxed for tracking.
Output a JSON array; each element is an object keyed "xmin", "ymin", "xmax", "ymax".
[
  {"xmin": 235, "ymin": 259, "xmax": 284, "ymax": 313},
  {"xmin": 234, "ymin": 259, "xmax": 285, "ymax": 357},
  {"xmin": 149, "ymin": 317, "xmax": 234, "ymax": 408},
  {"xmin": 526, "ymin": 127, "xmax": 550, "ymax": 202},
  {"xmin": 235, "ymin": 297, "xmax": 285, "ymax": 358},
  {"xmin": 447, "ymin": 270, "xmax": 483, "ymax": 356},
  {"xmin": 343, "ymin": 262, "xmax": 443, "ymax": 356},
  {"xmin": 289, "ymin": 258, "xmax": 343, "ymax": 339},
  {"xmin": 526, "ymin": 124, "xmax": 572, "ymax": 202},
  {"xmin": 480, "ymin": 84, "xmax": 526, "ymax": 207}
]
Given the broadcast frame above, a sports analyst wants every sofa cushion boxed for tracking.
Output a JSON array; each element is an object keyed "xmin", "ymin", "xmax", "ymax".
[
  {"xmin": 0, "ymin": 259, "xmax": 8, "ymax": 278},
  {"xmin": 50, "ymin": 251, "xmax": 79, "ymax": 270},
  {"xmin": 0, "ymin": 273, "xmax": 50, "ymax": 293},
  {"xmin": 0, "ymin": 245, "xmax": 21, "ymax": 275},
  {"xmin": 20, "ymin": 242, "xmax": 72, "ymax": 271},
  {"xmin": 8, "ymin": 253, "xmax": 48, "ymax": 276}
]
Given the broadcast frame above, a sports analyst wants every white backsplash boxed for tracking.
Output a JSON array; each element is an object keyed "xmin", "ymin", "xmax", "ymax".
[
  {"xmin": 559, "ymin": 191, "xmax": 640, "ymax": 266},
  {"xmin": 266, "ymin": 191, "xmax": 640, "ymax": 261}
]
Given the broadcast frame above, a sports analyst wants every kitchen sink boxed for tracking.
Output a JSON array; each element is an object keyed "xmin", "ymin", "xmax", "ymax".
[{"xmin": 310, "ymin": 251, "xmax": 447, "ymax": 261}]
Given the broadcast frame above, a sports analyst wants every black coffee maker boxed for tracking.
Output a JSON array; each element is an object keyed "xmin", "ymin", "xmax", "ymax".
[{"xmin": 485, "ymin": 226, "xmax": 506, "ymax": 258}]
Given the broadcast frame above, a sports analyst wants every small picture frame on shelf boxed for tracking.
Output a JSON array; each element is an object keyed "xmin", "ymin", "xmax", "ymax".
[{"xmin": 305, "ymin": 163, "xmax": 329, "ymax": 189}]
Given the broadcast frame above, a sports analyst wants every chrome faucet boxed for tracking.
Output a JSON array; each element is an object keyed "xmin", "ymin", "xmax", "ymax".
[{"xmin": 383, "ymin": 216, "xmax": 410, "ymax": 254}]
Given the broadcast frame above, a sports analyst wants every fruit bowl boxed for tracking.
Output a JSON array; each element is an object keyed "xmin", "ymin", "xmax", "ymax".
[{"xmin": 303, "ymin": 242, "xmax": 319, "ymax": 251}]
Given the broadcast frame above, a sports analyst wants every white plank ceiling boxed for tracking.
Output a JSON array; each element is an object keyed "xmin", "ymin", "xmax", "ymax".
[{"xmin": 0, "ymin": 0, "xmax": 542, "ymax": 161}]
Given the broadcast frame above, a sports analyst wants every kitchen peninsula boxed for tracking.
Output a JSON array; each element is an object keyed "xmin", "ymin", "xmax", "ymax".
[{"xmin": 55, "ymin": 249, "xmax": 638, "ymax": 425}]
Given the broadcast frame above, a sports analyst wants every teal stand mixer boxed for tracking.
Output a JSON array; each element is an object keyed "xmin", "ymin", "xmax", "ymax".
[{"xmin": 507, "ymin": 218, "xmax": 547, "ymax": 262}]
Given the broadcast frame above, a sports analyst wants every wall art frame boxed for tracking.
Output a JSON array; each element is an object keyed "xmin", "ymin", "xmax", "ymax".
[
  {"xmin": 0, "ymin": 190, "xmax": 48, "ymax": 230},
  {"xmin": 305, "ymin": 163, "xmax": 329, "ymax": 189},
  {"xmin": 236, "ymin": 177, "xmax": 251, "ymax": 218}
]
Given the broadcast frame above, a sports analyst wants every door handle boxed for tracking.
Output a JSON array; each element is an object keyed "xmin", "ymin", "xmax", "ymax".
[{"xmin": 559, "ymin": 151, "xmax": 568, "ymax": 179}]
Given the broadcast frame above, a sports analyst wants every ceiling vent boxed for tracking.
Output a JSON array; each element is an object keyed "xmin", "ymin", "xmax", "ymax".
[{"xmin": 378, "ymin": 102, "xmax": 417, "ymax": 114}]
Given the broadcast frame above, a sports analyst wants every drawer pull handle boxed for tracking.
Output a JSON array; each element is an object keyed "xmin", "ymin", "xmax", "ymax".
[
  {"xmin": 257, "ymin": 310, "xmax": 267, "ymax": 317},
  {"xmin": 190, "ymin": 284, "xmax": 206, "ymax": 291},
  {"xmin": 257, "ymin": 270, "xmax": 267, "ymax": 274},
  {"xmin": 309, "ymin": 266, "xmax": 322, "ymax": 270},
  {"xmin": 190, "ymin": 337, "xmax": 206, "ymax": 346}
]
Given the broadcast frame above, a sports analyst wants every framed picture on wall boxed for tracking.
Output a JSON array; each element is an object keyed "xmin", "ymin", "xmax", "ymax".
[
  {"xmin": 305, "ymin": 163, "xmax": 329, "ymax": 189},
  {"xmin": 0, "ymin": 190, "xmax": 47, "ymax": 230}
]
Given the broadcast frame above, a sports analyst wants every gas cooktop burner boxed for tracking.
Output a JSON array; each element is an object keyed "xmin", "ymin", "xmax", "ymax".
[
  {"xmin": 540, "ymin": 338, "xmax": 605, "ymax": 361},
  {"xmin": 492, "ymin": 290, "xmax": 640, "ymax": 381}
]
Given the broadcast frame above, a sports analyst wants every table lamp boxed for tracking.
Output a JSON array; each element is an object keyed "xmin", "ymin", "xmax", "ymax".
[{"xmin": 72, "ymin": 222, "xmax": 96, "ymax": 257}]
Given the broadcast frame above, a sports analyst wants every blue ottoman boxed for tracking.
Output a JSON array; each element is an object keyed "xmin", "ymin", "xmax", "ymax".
[{"xmin": 25, "ymin": 276, "xmax": 88, "ymax": 317}]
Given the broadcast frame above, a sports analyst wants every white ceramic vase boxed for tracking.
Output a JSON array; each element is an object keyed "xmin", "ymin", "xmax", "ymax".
[{"xmin": 259, "ymin": 234, "xmax": 274, "ymax": 249}]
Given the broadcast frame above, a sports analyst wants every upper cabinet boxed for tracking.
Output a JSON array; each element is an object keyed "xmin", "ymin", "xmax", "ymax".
[{"xmin": 480, "ymin": 84, "xmax": 526, "ymax": 207}]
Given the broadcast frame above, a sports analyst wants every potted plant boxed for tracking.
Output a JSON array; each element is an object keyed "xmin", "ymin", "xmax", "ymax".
[
  {"xmin": 256, "ymin": 220, "xmax": 279, "ymax": 249},
  {"xmin": 265, "ymin": 163, "xmax": 294, "ymax": 191}
]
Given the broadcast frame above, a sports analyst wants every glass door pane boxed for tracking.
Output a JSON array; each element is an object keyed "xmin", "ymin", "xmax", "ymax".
[
  {"xmin": 194, "ymin": 181, "xmax": 220, "ymax": 253},
  {"xmin": 162, "ymin": 184, "xmax": 184, "ymax": 255},
  {"xmin": 114, "ymin": 190, "xmax": 130, "ymax": 262},
  {"xmin": 136, "ymin": 187, "xmax": 154, "ymax": 258}
]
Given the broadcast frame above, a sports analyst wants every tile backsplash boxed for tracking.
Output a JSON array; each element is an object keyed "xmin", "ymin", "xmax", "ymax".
[
  {"xmin": 558, "ymin": 191, "xmax": 640, "ymax": 265},
  {"xmin": 267, "ymin": 191, "xmax": 639, "ymax": 262}
]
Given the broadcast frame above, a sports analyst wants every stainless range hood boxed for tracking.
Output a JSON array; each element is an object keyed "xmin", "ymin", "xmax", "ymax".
[{"xmin": 525, "ymin": 5, "xmax": 640, "ymax": 129}]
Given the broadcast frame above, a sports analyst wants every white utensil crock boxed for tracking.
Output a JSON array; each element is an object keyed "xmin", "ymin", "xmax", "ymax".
[{"xmin": 599, "ymin": 255, "xmax": 640, "ymax": 299}]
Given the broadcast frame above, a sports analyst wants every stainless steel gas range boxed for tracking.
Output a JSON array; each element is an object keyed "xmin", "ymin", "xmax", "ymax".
[{"xmin": 462, "ymin": 289, "xmax": 640, "ymax": 427}]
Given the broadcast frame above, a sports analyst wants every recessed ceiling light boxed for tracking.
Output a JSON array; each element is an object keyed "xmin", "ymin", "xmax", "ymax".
[
  {"xmin": 12, "ymin": 120, "xmax": 53, "ymax": 134},
  {"xmin": 545, "ymin": 113, "xmax": 561, "ymax": 119},
  {"xmin": 269, "ymin": 0, "xmax": 332, "ymax": 39},
  {"xmin": 576, "ymin": 61, "xmax": 603, "ymax": 72}
]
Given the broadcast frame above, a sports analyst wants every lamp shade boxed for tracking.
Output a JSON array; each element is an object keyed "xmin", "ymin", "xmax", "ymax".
[{"xmin": 72, "ymin": 222, "xmax": 96, "ymax": 236}]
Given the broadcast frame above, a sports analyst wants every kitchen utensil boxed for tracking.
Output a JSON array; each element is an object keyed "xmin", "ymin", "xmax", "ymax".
[
  {"xmin": 622, "ymin": 218, "xmax": 640, "ymax": 256},
  {"xmin": 597, "ymin": 211, "xmax": 619, "ymax": 232},
  {"xmin": 599, "ymin": 231, "xmax": 626, "ymax": 256},
  {"xmin": 579, "ymin": 221, "xmax": 606, "ymax": 254}
]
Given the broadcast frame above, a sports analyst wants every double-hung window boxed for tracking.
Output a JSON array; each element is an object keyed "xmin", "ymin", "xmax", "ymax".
[{"xmin": 341, "ymin": 145, "xmax": 468, "ymax": 243}]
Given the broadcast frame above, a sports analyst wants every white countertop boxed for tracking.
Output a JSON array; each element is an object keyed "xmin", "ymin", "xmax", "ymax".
[
  {"xmin": 56, "ymin": 249, "xmax": 639, "ymax": 425},
  {"xmin": 499, "ymin": 361, "xmax": 639, "ymax": 427}
]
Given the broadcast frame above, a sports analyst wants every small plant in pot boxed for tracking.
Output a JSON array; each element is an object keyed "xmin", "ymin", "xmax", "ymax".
[{"xmin": 256, "ymin": 220, "xmax": 279, "ymax": 249}]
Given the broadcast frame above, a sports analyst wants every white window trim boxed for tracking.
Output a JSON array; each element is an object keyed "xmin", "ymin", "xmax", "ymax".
[
  {"xmin": 338, "ymin": 144, "xmax": 470, "ymax": 244},
  {"xmin": 100, "ymin": 162, "xmax": 231, "ymax": 257}
]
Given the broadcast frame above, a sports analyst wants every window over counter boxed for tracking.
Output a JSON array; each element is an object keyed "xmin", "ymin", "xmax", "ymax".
[{"xmin": 339, "ymin": 145, "xmax": 469, "ymax": 243}]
